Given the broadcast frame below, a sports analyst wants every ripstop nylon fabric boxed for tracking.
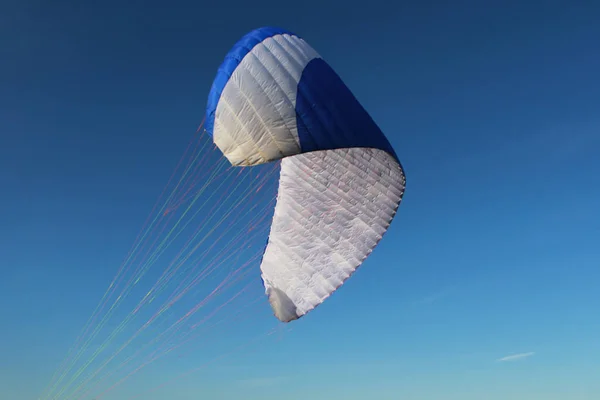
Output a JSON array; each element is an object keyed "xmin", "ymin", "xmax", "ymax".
[{"xmin": 206, "ymin": 27, "xmax": 406, "ymax": 322}]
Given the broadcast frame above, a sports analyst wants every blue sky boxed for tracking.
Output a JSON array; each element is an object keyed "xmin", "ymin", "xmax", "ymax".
[{"xmin": 2, "ymin": 0, "xmax": 600, "ymax": 399}]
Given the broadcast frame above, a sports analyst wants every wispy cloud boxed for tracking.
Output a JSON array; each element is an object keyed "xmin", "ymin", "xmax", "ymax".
[
  {"xmin": 237, "ymin": 376, "xmax": 288, "ymax": 388},
  {"xmin": 496, "ymin": 352, "xmax": 535, "ymax": 362}
]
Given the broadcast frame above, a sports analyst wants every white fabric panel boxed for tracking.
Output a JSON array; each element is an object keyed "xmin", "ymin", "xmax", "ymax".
[
  {"xmin": 213, "ymin": 34, "xmax": 321, "ymax": 166},
  {"xmin": 260, "ymin": 148, "xmax": 406, "ymax": 322}
]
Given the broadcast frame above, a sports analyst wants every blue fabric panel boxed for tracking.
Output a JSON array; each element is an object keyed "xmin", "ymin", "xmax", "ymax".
[
  {"xmin": 205, "ymin": 26, "xmax": 297, "ymax": 137},
  {"xmin": 295, "ymin": 58, "xmax": 398, "ymax": 161}
]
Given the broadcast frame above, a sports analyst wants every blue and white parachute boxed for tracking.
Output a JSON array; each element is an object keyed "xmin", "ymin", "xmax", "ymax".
[{"xmin": 205, "ymin": 27, "xmax": 406, "ymax": 322}]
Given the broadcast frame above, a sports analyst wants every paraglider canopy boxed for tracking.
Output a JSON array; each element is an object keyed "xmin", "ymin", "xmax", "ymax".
[{"xmin": 206, "ymin": 27, "xmax": 406, "ymax": 322}]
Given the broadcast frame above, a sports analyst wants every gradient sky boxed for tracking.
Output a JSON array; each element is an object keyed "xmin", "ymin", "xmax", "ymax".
[{"xmin": 2, "ymin": 1, "xmax": 600, "ymax": 399}]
